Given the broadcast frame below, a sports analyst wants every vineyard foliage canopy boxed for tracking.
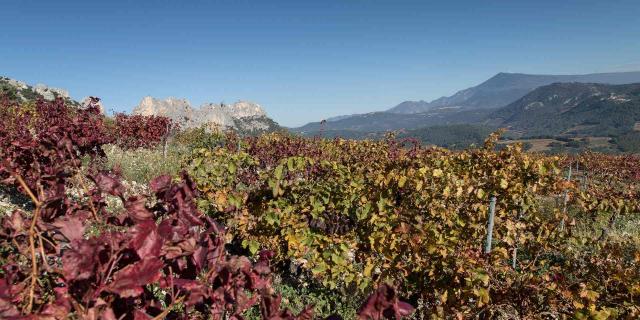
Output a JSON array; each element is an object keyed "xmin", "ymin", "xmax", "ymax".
[{"xmin": 0, "ymin": 97, "xmax": 639, "ymax": 319}]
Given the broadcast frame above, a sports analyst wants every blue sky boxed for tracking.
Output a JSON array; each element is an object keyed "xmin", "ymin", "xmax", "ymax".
[{"xmin": 1, "ymin": 0, "xmax": 639, "ymax": 127}]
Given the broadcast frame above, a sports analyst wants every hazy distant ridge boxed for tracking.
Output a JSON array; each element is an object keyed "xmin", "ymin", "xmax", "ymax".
[
  {"xmin": 387, "ymin": 71, "xmax": 640, "ymax": 114},
  {"xmin": 293, "ymin": 71, "xmax": 640, "ymax": 133}
]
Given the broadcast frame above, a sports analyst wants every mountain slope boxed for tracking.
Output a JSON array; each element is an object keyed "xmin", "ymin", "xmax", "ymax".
[
  {"xmin": 293, "ymin": 106, "xmax": 493, "ymax": 134},
  {"xmin": 385, "ymin": 100, "xmax": 434, "ymax": 114},
  {"xmin": 397, "ymin": 124, "xmax": 495, "ymax": 149},
  {"xmin": 489, "ymin": 82, "xmax": 640, "ymax": 137},
  {"xmin": 388, "ymin": 71, "xmax": 640, "ymax": 114}
]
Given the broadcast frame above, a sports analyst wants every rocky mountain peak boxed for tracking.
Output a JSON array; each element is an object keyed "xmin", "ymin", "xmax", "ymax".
[
  {"xmin": 134, "ymin": 96, "xmax": 192, "ymax": 119},
  {"xmin": 132, "ymin": 97, "xmax": 278, "ymax": 133},
  {"xmin": 227, "ymin": 100, "xmax": 266, "ymax": 118}
]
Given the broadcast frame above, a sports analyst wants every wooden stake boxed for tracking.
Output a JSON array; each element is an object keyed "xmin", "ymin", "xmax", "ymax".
[
  {"xmin": 560, "ymin": 164, "xmax": 573, "ymax": 231},
  {"xmin": 512, "ymin": 208, "xmax": 524, "ymax": 270}
]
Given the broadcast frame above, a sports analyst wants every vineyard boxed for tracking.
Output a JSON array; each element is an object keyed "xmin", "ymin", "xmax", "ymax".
[{"xmin": 1, "ymin": 98, "xmax": 639, "ymax": 319}]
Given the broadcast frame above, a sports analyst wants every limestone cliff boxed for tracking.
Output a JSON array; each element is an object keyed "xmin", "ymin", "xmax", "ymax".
[{"xmin": 133, "ymin": 96, "xmax": 279, "ymax": 133}]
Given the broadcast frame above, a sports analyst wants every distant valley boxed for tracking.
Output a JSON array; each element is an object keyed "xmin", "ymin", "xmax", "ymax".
[{"xmin": 292, "ymin": 71, "xmax": 640, "ymax": 152}]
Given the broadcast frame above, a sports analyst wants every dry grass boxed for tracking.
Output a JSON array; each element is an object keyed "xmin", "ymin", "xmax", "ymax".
[
  {"xmin": 583, "ymin": 136, "xmax": 613, "ymax": 149},
  {"xmin": 103, "ymin": 144, "xmax": 185, "ymax": 184}
]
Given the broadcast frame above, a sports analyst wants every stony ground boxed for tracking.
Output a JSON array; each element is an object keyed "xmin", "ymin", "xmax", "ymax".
[
  {"xmin": 0, "ymin": 178, "xmax": 149, "ymax": 217},
  {"xmin": 0, "ymin": 185, "xmax": 33, "ymax": 215}
]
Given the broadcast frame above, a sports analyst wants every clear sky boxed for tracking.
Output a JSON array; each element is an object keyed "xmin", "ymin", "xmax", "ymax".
[{"xmin": 1, "ymin": 0, "xmax": 639, "ymax": 127}]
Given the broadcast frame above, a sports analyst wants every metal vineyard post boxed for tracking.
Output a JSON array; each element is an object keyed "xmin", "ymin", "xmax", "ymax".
[{"xmin": 485, "ymin": 196, "xmax": 497, "ymax": 254}]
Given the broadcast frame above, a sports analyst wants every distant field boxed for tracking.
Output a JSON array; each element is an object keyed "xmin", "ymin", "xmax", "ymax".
[
  {"xmin": 586, "ymin": 136, "xmax": 614, "ymax": 148},
  {"xmin": 499, "ymin": 136, "xmax": 615, "ymax": 152},
  {"xmin": 499, "ymin": 138, "xmax": 557, "ymax": 152}
]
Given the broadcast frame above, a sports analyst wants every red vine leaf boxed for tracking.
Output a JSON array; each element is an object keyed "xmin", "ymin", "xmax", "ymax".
[{"xmin": 107, "ymin": 257, "xmax": 163, "ymax": 298}]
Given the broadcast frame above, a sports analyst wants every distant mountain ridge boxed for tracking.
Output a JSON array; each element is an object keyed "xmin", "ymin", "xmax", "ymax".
[
  {"xmin": 293, "ymin": 71, "xmax": 640, "ymax": 135},
  {"xmin": 133, "ymin": 97, "xmax": 280, "ymax": 134},
  {"xmin": 387, "ymin": 71, "xmax": 640, "ymax": 114}
]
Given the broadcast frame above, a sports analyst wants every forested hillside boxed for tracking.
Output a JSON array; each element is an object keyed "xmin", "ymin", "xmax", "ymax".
[{"xmin": 490, "ymin": 82, "xmax": 640, "ymax": 137}]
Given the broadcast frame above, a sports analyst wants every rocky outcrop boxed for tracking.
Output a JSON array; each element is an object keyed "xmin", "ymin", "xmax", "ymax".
[
  {"xmin": 132, "ymin": 96, "xmax": 279, "ymax": 133},
  {"xmin": 134, "ymin": 97, "xmax": 194, "ymax": 126},
  {"xmin": 80, "ymin": 96, "xmax": 106, "ymax": 113},
  {"xmin": 33, "ymin": 83, "xmax": 70, "ymax": 101},
  {"xmin": 1, "ymin": 76, "xmax": 79, "ymax": 106}
]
